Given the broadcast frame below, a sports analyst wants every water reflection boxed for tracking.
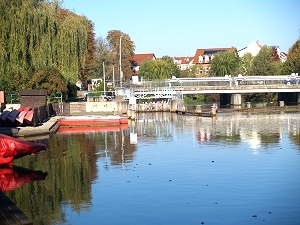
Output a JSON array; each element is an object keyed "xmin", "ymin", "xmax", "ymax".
[
  {"xmin": 4, "ymin": 111, "xmax": 300, "ymax": 224},
  {"xmin": 0, "ymin": 166, "xmax": 47, "ymax": 192}
]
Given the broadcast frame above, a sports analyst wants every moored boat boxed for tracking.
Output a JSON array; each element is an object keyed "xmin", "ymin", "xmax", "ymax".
[
  {"xmin": 0, "ymin": 111, "xmax": 11, "ymax": 125},
  {"xmin": 57, "ymin": 123, "xmax": 128, "ymax": 133},
  {"xmin": 23, "ymin": 109, "xmax": 34, "ymax": 125},
  {"xmin": 57, "ymin": 115, "xmax": 129, "ymax": 127},
  {"xmin": 15, "ymin": 107, "xmax": 31, "ymax": 126},
  {"xmin": 6, "ymin": 109, "xmax": 20, "ymax": 126},
  {"xmin": 0, "ymin": 134, "xmax": 47, "ymax": 166}
]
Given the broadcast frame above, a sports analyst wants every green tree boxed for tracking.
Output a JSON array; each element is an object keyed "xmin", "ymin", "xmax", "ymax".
[
  {"xmin": 0, "ymin": 0, "xmax": 91, "ymax": 101},
  {"xmin": 139, "ymin": 59, "xmax": 170, "ymax": 79},
  {"xmin": 30, "ymin": 67, "xmax": 68, "ymax": 101},
  {"xmin": 249, "ymin": 45, "xmax": 280, "ymax": 75},
  {"xmin": 282, "ymin": 39, "xmax": 300, "ymax": 74},
  {"xmin": 161, "ymin": 56, "xmax": 181, "ymax": 78},
  {"xmin": 210, "ymin": 50, "xmax": 240, "ymax": 76},
  {"xmin": 89, "ymin": 37, "xmax": 112, "ymax": 83},
  {"xmin": 239, "ymin": 53, "xmax": 253, "ymax": 75},
  {"xmin": 106, "ymin": 30, "xmax": 135, "ymax": 82}
]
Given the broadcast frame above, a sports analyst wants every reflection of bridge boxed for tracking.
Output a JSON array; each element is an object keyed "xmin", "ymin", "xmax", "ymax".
[{"xmin": 121, "ymin": 74, "xmax": 300, "ymax": 105}]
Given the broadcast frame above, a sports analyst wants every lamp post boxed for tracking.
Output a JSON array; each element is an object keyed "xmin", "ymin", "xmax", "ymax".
[
  {"xmin": 119, "ymin": 35, "xmax": 123, "ymax": 87},
  {"xmin": 101, "ymin": 58, "xmax": 106, "ymax": 94},
  {"xmin": 112, "ymin": 62, "xmax": 115, "ymax": 88}
]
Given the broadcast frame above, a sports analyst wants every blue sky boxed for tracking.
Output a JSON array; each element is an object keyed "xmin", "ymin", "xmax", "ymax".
[{"xmin": 62, "ymin": 0, "xmax": 299, "ymax": 58}]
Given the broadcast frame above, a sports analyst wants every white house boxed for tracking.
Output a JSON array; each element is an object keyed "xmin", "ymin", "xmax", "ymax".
[
  {"xmin": 238, "ymin": 40, "xmax": 287, "ymax": 62},
  {"xmin": 238, "ymin": 40, "xmax": 262, "ymax": 57}
]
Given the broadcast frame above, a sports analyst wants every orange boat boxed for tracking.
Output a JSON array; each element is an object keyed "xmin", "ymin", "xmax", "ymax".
[
  {"xmin": 57, "ymin": 115, "xmax": 129, "ymax": 127},
  {"xmin": 0, "ymin": 134, "xmax": 47, "ymax": 166}
]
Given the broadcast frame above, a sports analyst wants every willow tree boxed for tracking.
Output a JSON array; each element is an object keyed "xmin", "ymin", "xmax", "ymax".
[
  {"xmin": 210, "ymin": 50, "xmax": 240, "ymax": 77},
  {"xmin": 0, "ymin": 0, "xmax": 90, "ymax": 101},
  {"xmin": 139, "ymin": 59, "xmax": 170, "ymax": 80}
]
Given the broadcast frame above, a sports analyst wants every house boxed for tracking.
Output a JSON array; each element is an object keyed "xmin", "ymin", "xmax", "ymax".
[
  {"xmin": 131, "ymin": 53, "xmax": 156, "ymax": 75},
  {"xmin": 131, "ymin": 53, "xmax": 156, "ymax": 84},
  {"xmin": 192, "ymin": 47, "xmax": 236, "ymax": 76},
  {"xmin": 173, "ymin": 57, "xmax": 194, "ymax": 71},
  {"xmin": 238, "ymin": 40, "xmax": 287, "ymax": 62},
  {"xmin": 238, "ymin": 40, "xmax": 262, "ymax": 57}
]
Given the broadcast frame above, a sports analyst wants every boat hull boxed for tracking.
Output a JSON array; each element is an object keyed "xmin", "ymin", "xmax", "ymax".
[
  {"xmin": 57, "ymin": 116, "xmax": 129, "ymax": 127},
  {"xmin": 57, "ymin": 123, "xmax": 128, "ymax": 133}
]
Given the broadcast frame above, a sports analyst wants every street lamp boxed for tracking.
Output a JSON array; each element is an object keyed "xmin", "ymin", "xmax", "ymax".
[
  {"xmin": 112, "ymin": 62, "xmax": 115, "ymax": 88},
  {"xmin": 119, "ymin": 35, "xmax": 123, "ymax": 87},
  {"xmin": 101, "ymin": 58, "xmax": 106, "ymax": 94}
]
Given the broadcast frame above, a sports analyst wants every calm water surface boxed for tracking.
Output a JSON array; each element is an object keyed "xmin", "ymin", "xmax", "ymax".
[{"xmin": 5, "ymin": 111, "xmax": 300, "ymax": 225}]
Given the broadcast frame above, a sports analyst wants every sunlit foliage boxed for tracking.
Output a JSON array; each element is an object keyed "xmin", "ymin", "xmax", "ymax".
[{"xmin": 0, "ymin": 0, "xmax": 90, "ymax": 101}]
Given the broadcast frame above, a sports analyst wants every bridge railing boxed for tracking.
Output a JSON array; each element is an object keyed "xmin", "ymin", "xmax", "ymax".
[{"xmin": 133, "ymin": 74, "xmax": 299, "ymax": 88}]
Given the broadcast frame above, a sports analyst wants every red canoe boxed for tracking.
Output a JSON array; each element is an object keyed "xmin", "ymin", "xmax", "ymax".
[
  {"xmin": 0, "ymin": 134, "xmax": 47, "ymax": 166},
  {"xmin": 57, "ymin": 116, "xmax": 129, "ymax": 127},
  {"xmin": 15, "ymin": 107, "xmax": 31, "ymax": 126},
  {"xmin": 23, "ymin": 109, "xmax": 34, "ymax": 125}
]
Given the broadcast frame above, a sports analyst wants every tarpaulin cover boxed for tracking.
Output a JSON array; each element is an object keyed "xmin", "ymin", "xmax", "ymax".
[{"xmin": 0, "ymin": 134, "xmax": 47, "ymax": 166}]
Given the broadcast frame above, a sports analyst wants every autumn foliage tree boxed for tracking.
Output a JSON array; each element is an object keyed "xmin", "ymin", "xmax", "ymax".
[{"xmin": 106, "ymin": 30, "xmax": 135, "ymax": 82}]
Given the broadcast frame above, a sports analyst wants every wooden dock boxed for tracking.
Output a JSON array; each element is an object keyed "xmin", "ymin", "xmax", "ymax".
[
  {"xmin": 176, "ymin": 110, "xmax": 213, "ymax": 117},
  {"xmin": 0, "ymin": 191, "xmax": 32, "ymax": 225}
]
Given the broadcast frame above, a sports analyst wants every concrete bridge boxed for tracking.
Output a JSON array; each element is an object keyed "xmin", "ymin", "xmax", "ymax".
[{"xmin": 120, "ymin": 74, "xmax": 300, "ymax": 105}]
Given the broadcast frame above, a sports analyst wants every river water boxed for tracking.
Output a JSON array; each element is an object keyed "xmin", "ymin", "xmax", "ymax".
[{"xmin": 5, "ymin": 111, "xmax": 300, "ymax": 225}]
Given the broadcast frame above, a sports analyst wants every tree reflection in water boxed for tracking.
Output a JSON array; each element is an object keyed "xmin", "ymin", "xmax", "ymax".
[{"xmin": 4, "ymin": 111, "xmax": 300, "ymax": 224}]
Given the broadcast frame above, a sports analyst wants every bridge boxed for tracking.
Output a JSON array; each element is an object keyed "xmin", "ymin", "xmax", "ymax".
[{"xmin": 119, "ymin": 74, "xmax": 300, "ymax": 105}]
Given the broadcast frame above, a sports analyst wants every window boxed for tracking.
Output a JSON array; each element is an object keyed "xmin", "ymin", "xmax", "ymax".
[
  {"xmin": 204, "ymin": 55, "xmax": 209, "ymax": 63},
  {"xmin": 205, "ymin": 67, "xmax": 209, "ymax": 74},
  {"xmin": 198, "ymin": 56, "xmax": 203, "ymax": 63},
  {"xmin": 199, "ymin": 69, "xmax": 203, "ymax": 74}
]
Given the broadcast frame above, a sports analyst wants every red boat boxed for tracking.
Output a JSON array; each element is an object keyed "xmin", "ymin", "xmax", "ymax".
[
  {"xmin": 57, "ymin": 115, "xmax": 129, "ymax": 127},
  {"xmin": 57, "ymin": 123, "xmax": 128, "ymax": 133},
  {"xmin": 15, "ymin": 107, "xmax": 31, "ymax": 126},
  {"xmin": 0, "ymin": 134, "xmax": 47, "ymax": 166},
  {"xmin": 23, "ymin": 109, "xmax": 34, "ymax": 125}
]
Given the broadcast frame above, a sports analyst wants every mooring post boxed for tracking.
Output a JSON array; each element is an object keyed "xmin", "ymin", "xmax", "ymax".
[
  {"xmin": 195, "ymin": 105, "xmax": 202, "ymax": 113},
  {"xmin": 279, "ymin": 101, "xmax": 285, "ymax": 107},
  {"xmin": 211, "ymin": 106, "xmax": 217, "ymax": 117},
  {"xmin": 246, "ymin": 102, "xmax": 251, "ymax": 109}
]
